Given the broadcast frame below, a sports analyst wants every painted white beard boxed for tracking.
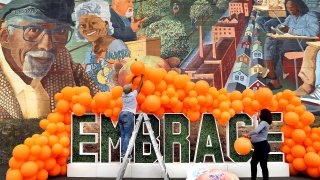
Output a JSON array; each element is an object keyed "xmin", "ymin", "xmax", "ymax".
[
  {"xmin": 23, "ymin": 51, "xmax": 55, "ymax": 79},
  {"xmin": 125, "ymin": 9, "xmax": 134, "ymax": 18}
]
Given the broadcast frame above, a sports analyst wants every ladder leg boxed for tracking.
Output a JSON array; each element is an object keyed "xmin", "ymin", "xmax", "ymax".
[
  {"xmin": 116, "ymin": 114, "xmax": 144, "ymax": 180},
  {"xmin": 144, "ymin": 115, "xmax": 170, "ymax": 180}
]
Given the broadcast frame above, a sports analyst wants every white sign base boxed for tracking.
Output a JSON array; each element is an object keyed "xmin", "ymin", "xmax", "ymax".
[{"xmin": 67, "ymin": 162, "xmax": 289, "ymax": 178}]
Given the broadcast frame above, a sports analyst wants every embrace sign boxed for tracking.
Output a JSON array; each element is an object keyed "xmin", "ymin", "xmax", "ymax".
[{"xmin": 68, "ymin": 113, "xmax": 289, "ymax": 178}]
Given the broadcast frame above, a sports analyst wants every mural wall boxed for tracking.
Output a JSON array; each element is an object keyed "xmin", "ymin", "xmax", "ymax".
[{"xmin": 0, "ymin": 0, "xmax": 320, "ymax": 170}]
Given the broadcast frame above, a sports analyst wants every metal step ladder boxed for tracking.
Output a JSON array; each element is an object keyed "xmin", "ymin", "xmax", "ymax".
[{"xmin": 116, "ymin": 113, "xmax": 170, "ymax": 180}]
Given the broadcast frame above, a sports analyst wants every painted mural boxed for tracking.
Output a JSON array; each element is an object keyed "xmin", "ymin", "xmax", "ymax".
[{"xmin": 0, "ymin": 0, "xmax": 320, "ymax": 176}]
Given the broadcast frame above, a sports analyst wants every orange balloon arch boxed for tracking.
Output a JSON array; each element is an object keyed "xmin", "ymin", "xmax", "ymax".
[{"xmin": 6, "ymin": 61, "xmax": 320, "ymax": 179}]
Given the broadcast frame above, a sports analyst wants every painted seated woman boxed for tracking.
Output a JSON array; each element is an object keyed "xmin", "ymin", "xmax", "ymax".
[{"xmin": 75, "ymin": 0, "xmax": 130, "ymax": 91}]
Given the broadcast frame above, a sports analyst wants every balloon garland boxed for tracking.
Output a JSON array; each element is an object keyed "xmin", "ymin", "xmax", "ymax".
[{"xmin": 6, "ymin": 61, "xmax": 320, "ymax": 179}]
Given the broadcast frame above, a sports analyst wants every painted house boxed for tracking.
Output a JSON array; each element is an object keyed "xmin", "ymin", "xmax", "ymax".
[
  {"xmin": 242, "ymin": 35, "xmax": 252, "ymax": 48},
  {"xmin": 252, "ymin": 44, "xmax": 263, "ymax": 59},
  {"xmin": 237, "ymin": 47, "xmax": 251, "ymax": 65},
  {"xmin": 232, "ymin": 62, "xmax": 249, "ymax": 86},
  {"xmin": 249, "ymin": 76, "xmax": 267, "ymax": 92},
  {"xmin": 250, "ymin": 58, "xmax": 264, "ymax": 75},
  {"xmin": 245, "ymin": 26, "xmax": 253, "ymax": 37}
]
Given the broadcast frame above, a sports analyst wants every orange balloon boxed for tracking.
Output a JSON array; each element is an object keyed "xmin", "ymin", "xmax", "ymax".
[
  {"xmin": 49, "ymin": 164, "xmax": 61, "ymax": 176},
  {"xmin": 130, "ymin": 60, "xmax": 145, "ymax": 76},
  {"xmin": 55, "ymin": 99, "xmax": 69, "ymax": 113},
  {"xmin": 46, "ymin": 123, "xmax": 57, "ymax": 134},
  {"xmin": 156, "ymin": 80, "xmax": 167, "ymax": 92},
  {"xmin": 242, "ymin": 97, "xmax": 252, "ymax": 107},
  {"xmin": 172, "ymin": 74, "xmax": 187, "ymax": 89},
  {"xmin": 52, "ymin": 144, "xmax": 63, "ymax": 155},
  {"xmin": 184, "ymin": 81, "xmax": 195, "ymax": 94},
  {"xmin": 36, "ymin": 169, "xmax": 48, "ymax": 180},
  {"xmin": 284, "ymin": 138, "xmax": 296, "ymax": 147},
  {"xmin": 78, "ymin": 92, "xmax": 92, "ymax": 106},
  {"xmin": 281, "ymin": 125, "xmax": 294, "ymax": 138},
  {"xmin": 6, "ymin": 169, "xmax": 23, "ymax": 180},
  {"xmin": 39, "ymin": 146, "xmax": 51, "ymax": 160},
  {"xmin": 77, "ymin": 86, "xmax": 91, "ymax": 95},
  {"xmin": 229, "ymin": 90, "xmax": 242, "ymax": 101},
  {"xmin": 61, "ymin": 86, "xmax": 75, "ymax": 101},
  {"xmin": 286, "ymin": 154, "xmax": 294, "ymax": 163},
  {"xmin": 30, "ymin": 145, "xmax": 41, "ymax": 156},
  {"xmin": 251, "ymin": 100, "xmax": 262, "ymax": 111},
  {"xmin": 59, "ymin": 137, "xmax": 70, "ymax": 147},
  {"xmin": 39, "ymin": 119, "xmax": 49, "ymax": 130},
  {"xmin": 300, "ymin": 111, "xmax": 315, "ymax": 126},
  {"xmin": 282, "ymin": 89, "xmax": 295, "ymax": 100},
  {"xmin": 307, "ymin": 167, "xmax": 320, "ymax": 178},
  {"xmin": 144, "ymin": 95, "xmax": 161, "ymax": 112},
  {"xmin": 187, "ymin": 110, "xmax": 200, "ymax": 122},
  {"xmin": 284, "ymin": 112, "xmax": 299, "ymax": 126},
  {"xmin": 24, "ymin": 138, "xmax": 35, "ymax": 148},
  {"xmin": 111, "ymin": 86, "xmax": 123, "ymax": 99},
  {"xmin": 212, "ymin": 109, "xmax": 221, "ymax": 118},
  {"xmin": 72, "ymin": 103, "xmax": 86, "ymax": 116},
  {"xmin": 234, "ymin": 137, "xmax": 252, "ymax": 155},
  {"xmin": 8, "ymin": 157, "xmax": 24, "ymax": 169},
  {"xmin": 304, "ymin": 152, "xmax": 320, "ymax": 167},
  {"xmin": 292, "ymin": 158, "xmax": 307, "ymax": 171},
  {"xmin": 292, "ymin": 129, "xmax": 307, "ymax": 143},
  {"xmin": 219, "ymin": 101, "xmax": 230, "ymax": 112},
  {"xmin": 195, "ymin": 80, "xmax": 209, "ymax": 95},
  {"xmin": 289, "ymin": 163, "xmax": 299, "ymax": 175},
  {"xmin": 12, "ymin": 144, "xmax": 30, "ymax": 161},
  {"xmin": 141, "ymin": 80, "xmax": 156, "ymax": 95},
  {"xmin": 255, "ymin": 87, "xmax": 273, "ymax": 106},
  {"xmin": 291, "ymin": 145, "xmax": 306, "ymax": 158},
  {"xmin": 231, "ymin": 100, "xmax": 244, "ymax": 113},
  {"xmin": 242, "ymin": 89, "xmax": 255, "ymax": 99},
  {"xmin": 94, "ymin": 92, "xmax": 111, "ymax": 108},
  {"xmin": 54, "ymin": 93, "xmax": 63, "ymax": 101},
  {"xmin": 281, "ymin": 144, "xmax": 291, "ymax": 154},
  {"xmin": 21, "ymin": 161, "xmax": 38, "ymax": 178},
  {"xmin": 44, "ymin": 158, "xmax": 56, "ymax": 171}
]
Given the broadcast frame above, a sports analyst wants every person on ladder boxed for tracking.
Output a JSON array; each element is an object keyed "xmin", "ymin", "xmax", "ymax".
[{"xmin": 119, "ymin": 75, "xmax": 144, "ymax": 159}]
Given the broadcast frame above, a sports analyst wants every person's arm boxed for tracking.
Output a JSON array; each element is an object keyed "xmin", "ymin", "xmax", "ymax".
[
  {"xmin": 248, "ymin": 121, "xmax": 268, "ymax": 136},
  {"xmin": 288, "ymin": 14, "xmax": 319, "ymax": 36},
  {"xmin": 136, "ymin": 75, "xmax": 144, "ymax": 93}
]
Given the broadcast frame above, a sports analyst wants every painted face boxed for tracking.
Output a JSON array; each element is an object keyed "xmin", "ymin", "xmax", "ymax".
[
  {"xmin": 79, "ymin": 14, "xmax": 108, "ymax": 42},
  {"xmin": 115, "ymin": 0, "xmax": 133, "ymax": 17},
  {"xmin": 286, "ymin": 1, "xmax": 300, "ymax": 16},
  {"xmin": 4, "ymin": 21, "xmax": 68, "ymax": 78}
]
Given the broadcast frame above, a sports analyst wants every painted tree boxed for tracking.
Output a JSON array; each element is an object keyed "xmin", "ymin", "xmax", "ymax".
[
  {"xmin": 216, "ymin": 0, "xmax": 230, "ymax": 10},
  {"xmin": 190, "ymin": 0, "xmax": 214, "ymax": 23},
  {"xmin": 141, "ymin": 0, "xmax": 171, "ymax": 26},
  {"xmin": 145, "ymin": 18, "xmax": 190, "ymax": 60}
]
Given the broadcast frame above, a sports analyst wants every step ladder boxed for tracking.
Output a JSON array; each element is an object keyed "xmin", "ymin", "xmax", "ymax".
[{"xmin": 116, "ymin": 113, "xmax": 170, "ymax": 180}]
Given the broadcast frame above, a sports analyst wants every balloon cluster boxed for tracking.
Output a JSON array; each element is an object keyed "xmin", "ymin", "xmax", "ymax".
[
  {"xmin": 6, "ymin": 61, "xmax": 320, "ymax": 179},
  {"xmin": 281, "ymin": 108, "xmax": 320, "ymax": 177}
]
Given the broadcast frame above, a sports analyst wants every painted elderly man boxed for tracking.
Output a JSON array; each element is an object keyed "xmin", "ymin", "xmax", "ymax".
[
  {"xmin": 110, "ymin": 0, "xmax": 147, "ymax": 42},
  {"xmin": 0, "ymin": 0, "xmax": 99, "ymax": 119}
]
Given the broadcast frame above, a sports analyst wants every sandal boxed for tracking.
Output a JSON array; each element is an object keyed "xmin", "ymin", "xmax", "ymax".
[{"xmin": 267, "ymin": 82, "xmax": 282, "ymax": 90}]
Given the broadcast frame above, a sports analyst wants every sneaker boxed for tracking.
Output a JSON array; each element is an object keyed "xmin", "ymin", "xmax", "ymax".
[
  {"xmin": 258, "ymin": 67, "xmax": 269, "ymax": 78},
  {"xmin": 300, "ymin": 86, "xmax": 320, "ymax": 104},
  {"xmin": 294, "ymin": 86, "xmax": 311, "ymax": 97}
]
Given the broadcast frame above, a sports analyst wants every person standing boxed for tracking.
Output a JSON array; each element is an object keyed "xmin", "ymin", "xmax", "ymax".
[
  {"xmin": 119, "ymin": 75, "xmax": 144, "ymax": 158},
  {"xmin": 243, "ymin": 109, "xmax": 272, "ymax": 180}
]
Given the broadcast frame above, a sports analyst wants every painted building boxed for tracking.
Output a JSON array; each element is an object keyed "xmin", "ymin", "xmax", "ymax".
[
  {"xmin": 232, "ymin": 62, "xmax": 249, "ymax": 86},
  {"xmin": 229, "ymin": 0, "xmax": 253, "ymax": 17},
  {"xmin": 237, "ymin": 47, "xmax": 251, "ymax": 65},
  {"xmin": 252, "ymin": 44, "xmax": 263, "ymax": 59}
]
